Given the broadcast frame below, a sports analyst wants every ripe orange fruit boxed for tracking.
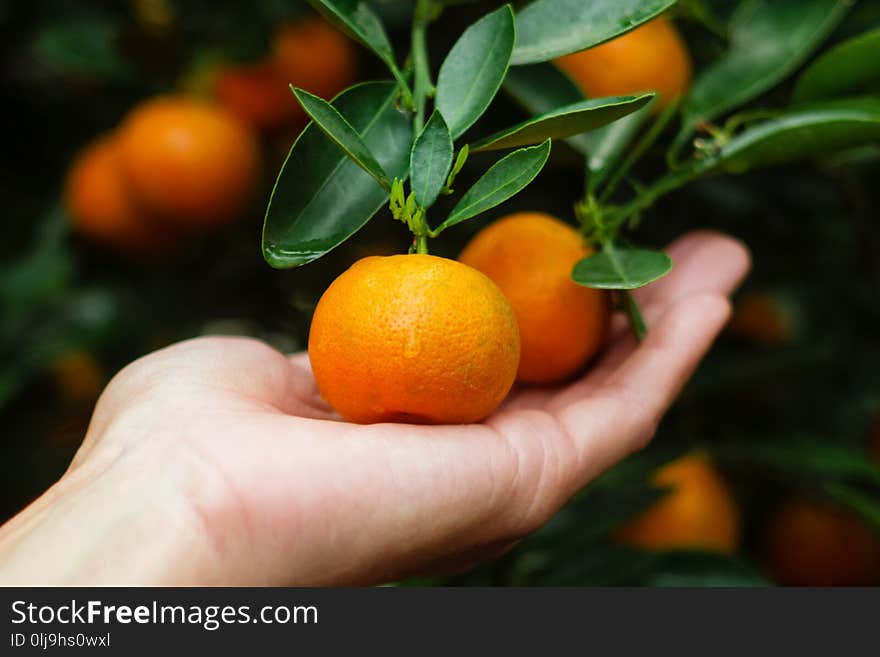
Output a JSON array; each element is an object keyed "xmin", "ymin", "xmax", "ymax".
[
  {"xmin": 763, "ymin": 498, "xmax": 880, "ymax": 586},
  {"xmin": 459, "ymin": 212, "xmax": 609, "ymax": 384},
  {"xmin": 214, "ymin": 61, "xmax": 303, "ymax": 132},
  {"xmin": 65, "ymin": 135, "xmax": 174, "ymax": 253},
  {"xmin": 308, "ymin": 254, "xmax": 520, "ymax": 424},
  {"xmin": 117, "ymin": 97, "xmax": 260, "ymax": 228},
  {"xmin": 273, "ymin": 17, "xmax": 357, "ymax": 103},
  {"xmin": 555, "ymin": 16, "xmax": 691, "ymax": 110},
  {"xmin": 616, "ymin": 454, "xmax": 740, "ymax": 553},
  {"xmin": 51, "ymin": 350, "xmax": 105, "ymax": 405}
]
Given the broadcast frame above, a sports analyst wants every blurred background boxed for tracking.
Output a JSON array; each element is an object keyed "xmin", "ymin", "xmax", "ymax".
[{"xmin": 2, "ymin": 0, "xmax": 879, "ymax": 586}]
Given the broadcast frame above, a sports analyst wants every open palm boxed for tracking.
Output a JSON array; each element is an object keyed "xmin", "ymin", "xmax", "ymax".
[{"xmin": 0, "ymin": 230, "xmax": 749, "ymax": 585}]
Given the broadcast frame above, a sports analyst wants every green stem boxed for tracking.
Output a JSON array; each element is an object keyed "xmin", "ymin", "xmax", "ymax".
[
  {"xmin": 411, "ymin": 0, "xmax": 435, "ymax": 133},
  {"xmin": 415, "ymin": 234, "xmax": 429, "ymax": 254},
  {"xmin": 607, "ymin": 163, "xmax": 703, "ymax": 232},
  {"xmin": 391, "ymin": 65, "xmax": 416, "ymax": 111},
  {"xmin": 621, "ymin": 290, "xmax": 647, "ymax": 342},
  {"xmin": 599, "ymin": 97, "xmax": 681, "ymax": 203}
]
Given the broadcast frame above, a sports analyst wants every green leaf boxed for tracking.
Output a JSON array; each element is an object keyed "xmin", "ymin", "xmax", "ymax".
[
  {"xmin": 263, "ymin": 81, "xmax": 412, "ymax": 268},
  {"xmin": 645, "ymin": 552, "xmax": 770, "ymax": 587},
  {"xmin": 436, "ymin": 4, "xmax": 516, "ymax": 139},
  {"xmin": 306, "ymin": 1, "xmax": 399, "ymax": 78},
  {"xmin": 680, "ymin": 0, "xmax": 849, "ymax": 131},
  {"xmin": 410, "ymin": 111, "xmax": 454, "ymax": 209},
  {"xmin": 502, "ymin": 62, "xmax": 655, "ymax": 184},
  {"xmin": 471, "ymin": 94, "xmax": 653, "ymax": 151},
  {"xmin": 572, "ymin": 246, "xmax": 672, "ymax": 290},
  {"xmin": 291, "ymin": 87, "xmax": 390, "ymax": 190},
  {"xmin": 436, "ymin": 140, "xmax": 551, "ymax": 232},
  {"xmin": 792, "ymin": 28, "xmax": 880, "ymax": 103},
  {"xmin": 698, "ymin": 97, "xmax": 880, "ymax": 174},
  {"xmin": 710, "ymin": 440, "xmax": 880, "ymax": 487},
  {"xmin": 511, "ymin": 0, "xmax": 677, "ymax": 65},
  {"xmin": 503, "ymin": 62, "xmax": 591, "ymax": 154},
  {"xmin": 586, "ymin": 103, "xmax": 654, "ymax": 189},
  {"xmin": 822, "ymin": 483, "xmax": 880, "ymax": 534},
  {"xmin": 32, "ymin": 17, "xmax": 131, "ymax": 81}
]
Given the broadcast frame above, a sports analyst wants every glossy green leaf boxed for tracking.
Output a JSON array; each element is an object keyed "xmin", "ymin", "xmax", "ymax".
[
  {"xmin": 503, "ymin": 62, "xmax": 591, "ymax": 153},
  {"xmin": 291, "ymin": 87, "xmax": 390, "ymax": 189},
  {"xmin": 437, "ymin": 140, "xmax": 551, "ymax": 231},
  {"xmin": 436, "ymin": 5, "xmax": 516, "ymax": 138},
  {"xmin": 502, "ymin": 62, "xmax": 654, "ymax": 182},
  {"xmin": 698, "ymin": 98, "xmax": 880, "ymax": 174},
  {"xmin": 410, "ymin": 111, "xmax": 454, "ymax": 209},
  {"xmin": 681, "ymin": 0, "xmax": 848, "ymax": 131},
  {"xmin": 306, "ymin": 0, "xmax": 399, "ymax": 77},
  {"xmin": 792, "ymin": 28, "xmax": 880, "ymax": 103},
  {"xmin": 511, "ymin": 0, "xmax": 676, "ymax": 65},
  {"xmin": 572, "ymin": 247, "xmax": 672, "ymax": 290},
  {"xmin": 472, "ymin": 94, "xmax": 653, "ymax": 151},
  {"xmin": 263, "ymin": 81, "xmax": 412, "ymax": 268}
]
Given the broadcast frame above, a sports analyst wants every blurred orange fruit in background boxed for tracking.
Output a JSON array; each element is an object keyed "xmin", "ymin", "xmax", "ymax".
[
  {"xmin": 65, "ymin": 135, "xmax": 174, "ymax": 253},
  {"xmin": 555, "ymin": 16, "xmax": 692, "ymax": 110},
  {"xmin": 763, "ymin": 498, "xmax": 880, "ymax": 586},
  {"xmin": 616, "ymin": 454, "xmax": 740, "ymax": 553},
  {"xmin": 460, "ymin": 212, "xmax": 609, "ymax": 384},
  {"xmin": 273, "ymin": 17, "xmax": 357, "ymax": 103},
  {"xmin": 308, "ymin": 254, "xmax": 520, "ymax": 424},
  {"xmin": 50, "ymin": 350, "xmax": 106, "ymax": 406},
  {"xmin": 728, "ymin": 291, "xmax": 798, "ymax": 346},
  {"xmin": 214, "ymin": 16, "xmax": 357, "ymax": 132},
  {"xmin": 117, "ymin": 96, "xmax": 261, "ymax": 228},
  {"xmin": 214, "ymin": 61, "xmax": 303, "ymax": 132}
]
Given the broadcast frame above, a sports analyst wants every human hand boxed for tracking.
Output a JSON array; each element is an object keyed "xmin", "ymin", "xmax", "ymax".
[{"xmin": 0, "ymin": 230, "xmax": 749, "ymax": 585}]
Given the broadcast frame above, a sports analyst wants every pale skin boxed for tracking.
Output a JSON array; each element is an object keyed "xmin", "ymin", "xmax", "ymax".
[{"xmin": 0, "ymin": 230, "xmax": 750, "ymax": 585}]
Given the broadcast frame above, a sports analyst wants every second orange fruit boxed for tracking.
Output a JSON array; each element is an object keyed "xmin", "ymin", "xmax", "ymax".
[
  {"xmin": 308, "ymin": 254, "xmax": 520, "ymax": 424},
  {"xmin": 460, "ymin": 212, "xmax": 609, "ymax": 384},
  {"xmin": 555, "ymin": 16, "xmax": 692, "ymax": 110}
]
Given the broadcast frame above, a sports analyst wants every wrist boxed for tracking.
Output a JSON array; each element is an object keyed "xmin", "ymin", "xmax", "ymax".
[{"xmin": 0, "ymin": 438, "xmax": 217, "ymax": 585}]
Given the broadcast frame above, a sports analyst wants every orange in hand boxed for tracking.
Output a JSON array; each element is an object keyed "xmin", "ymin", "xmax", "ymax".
[
  {"xmin": 117, "ymin": 97, "xmax": 261, "ymax": 228},
  {"xmin": 555, "ymin": 16, "xmax": 692, "ymax": 110},
  {"xmin": 616, "ymin": 454, "xmax": 740, "ymax": 554},
  {"xmin": 308, "ymin": 254, "xmax": 520, "ymax": 424},
  {"xmin": 459, "ymin": 212, "xmax": 609, "ymax": 384}
]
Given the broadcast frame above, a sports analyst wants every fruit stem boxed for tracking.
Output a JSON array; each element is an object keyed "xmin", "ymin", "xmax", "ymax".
[
  {"xmin": 415, "ymin": 234, "xmax": 429, "ymax": 254},
  {"xmin": 412, "ymin": 0, "xmax": 436, "ymax": 133},
  {"xmin": 620, "ymin": 290, "xmax": 648, "ymax": 342}
]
